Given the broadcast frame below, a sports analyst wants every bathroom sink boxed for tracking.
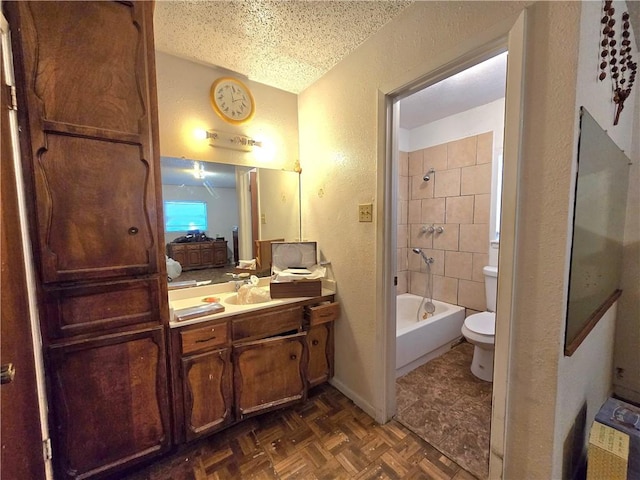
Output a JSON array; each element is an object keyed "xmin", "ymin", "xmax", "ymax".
[{"xmin": 224, "ymin": 288, "xmax": 271, "ymax": 305}]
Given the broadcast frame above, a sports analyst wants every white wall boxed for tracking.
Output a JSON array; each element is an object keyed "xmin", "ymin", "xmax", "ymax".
[
  {"xmin": 614, "ymin": 87, "xmax": 640, "ymax": 403},
  {"xmin": 298, "ymin": 0, "xmax": 634, "ymax": 476},
  {"xmin": 551, "ymin": 1, "xmax": 638, "ymax": 476},
  {"xmin": 155, "ymin": 51, "xmax": 299, "ymax": 172},
  {"xmin": 400, "ymin": 98, "xmax": 505, "ymax": 154},
  {"xmin": 257, "ymin": 168, "xmax": 301, "ymax": 242}
]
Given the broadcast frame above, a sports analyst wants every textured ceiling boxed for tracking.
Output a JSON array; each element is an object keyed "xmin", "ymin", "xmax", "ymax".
[
  {"xmin": 154, "ymin": 1, "xmax": 639, "ymax": 133},
  {"xmin": 154, "ymin": 0, "xmax": 412, "ymax": 94}
]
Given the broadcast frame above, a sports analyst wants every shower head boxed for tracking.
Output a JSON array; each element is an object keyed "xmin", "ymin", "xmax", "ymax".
[
  {"xmin": 422, "ymin": 168, "xmax": 436, "ymax": 182},
  {"xmin": 412, "ymin": 247, "xmax": 433, "ymax": 265}
]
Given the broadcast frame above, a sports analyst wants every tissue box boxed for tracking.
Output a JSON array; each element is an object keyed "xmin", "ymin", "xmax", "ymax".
[
  {"xmin": 587, "ymin": 397, "xmax": 640, "ymax": 480},
  {"xmin": 270, "ymin": 279, "xmax": 322, "ymax": 298},
  {"xmin": 271, "ymin": 242, "xmax": 317, "ymax": 270}
]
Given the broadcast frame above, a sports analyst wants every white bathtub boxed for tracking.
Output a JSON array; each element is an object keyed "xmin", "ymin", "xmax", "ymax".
[{"xmin": 396, "ymin": 293, "xmax": 466, "ymax": 378}]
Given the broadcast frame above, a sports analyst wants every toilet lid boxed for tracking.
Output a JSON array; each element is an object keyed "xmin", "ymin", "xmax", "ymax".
[{"xmin": 465, "ymin": 312, "xmax": 495, "ymax": 335}]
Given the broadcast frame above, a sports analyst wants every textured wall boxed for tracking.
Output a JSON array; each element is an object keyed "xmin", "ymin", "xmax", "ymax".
[
  {"xmin": 502, "ymin": 3, "xmax": 582, "ymax": 477},
  {"xmin": 297, "ymin": 0, "xmax": 632, "ymax": 476},
  {"xmin": 614, "ymin": 88, "xmax": 640, "ymax": 403},
  {"xmin": 552, "ymin": 1, "xmax": 639, "ymax": 476},
  {"xmin": 297, "ymin": 0, "xmax": 542, "ymax": 467}
]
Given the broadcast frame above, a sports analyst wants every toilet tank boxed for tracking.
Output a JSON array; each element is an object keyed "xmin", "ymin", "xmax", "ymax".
[{"xmin": 483, "ymin": 266, "xmax": 498, "ymax": 312}]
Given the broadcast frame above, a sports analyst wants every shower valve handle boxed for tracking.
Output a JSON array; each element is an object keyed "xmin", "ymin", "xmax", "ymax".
[{"xmin": 435, "ymin": 226, "xmax": 444, "ymax": 234}]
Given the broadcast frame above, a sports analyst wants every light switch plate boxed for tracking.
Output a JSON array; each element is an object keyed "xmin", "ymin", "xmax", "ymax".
[{"xmin": 358, "ymin": 203, "xmax": 373, "ymax": 222}]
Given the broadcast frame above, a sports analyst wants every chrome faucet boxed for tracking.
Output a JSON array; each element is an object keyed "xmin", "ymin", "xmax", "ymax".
[{"xmin": 229, "ymin": 273, "xmax": 251, "ymax": 292}]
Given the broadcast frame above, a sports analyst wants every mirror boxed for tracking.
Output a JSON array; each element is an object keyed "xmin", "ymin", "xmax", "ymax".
[
  {"xmin": 161, "ymin": 156, "xmax": 300, "ymax": 285},
  {"xmin": 565, "ymin": 107, "xmax": 630, "ymax": 355}
]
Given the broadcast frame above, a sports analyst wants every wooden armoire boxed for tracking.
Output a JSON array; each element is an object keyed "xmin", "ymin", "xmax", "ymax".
[{"xmin": 5, "ymin": 2, "xmax": 171, "ymax": 478}]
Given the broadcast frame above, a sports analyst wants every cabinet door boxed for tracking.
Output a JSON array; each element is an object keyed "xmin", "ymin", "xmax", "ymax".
[
  {"xmin": 201, "ymin": 244, "xmax": 215, "ymax": 266},
  {"xmin": 8, "ymin": 1, "xmax": 163, "ymax": 283},
  {"xmin": 48, "ymin": 327, "xmax": 171, "ymax": 480},
  {"xmin": 181, "ymin": 348, "xmax": 234, "ymax": 441},
  {"xmin": 169, "ymin": 244, "xmax": 187, "ymax": 267},
  {"xmin": 186, "ymin": 245, "xmax": 202, "ymax": 268},
  {"xmin": 307, "ymin": 323, "xmax": 334, "ymax": 387},
  {"xmin": 213, "ymin": 242, "xmax": 227, "ymax": 266},
  {"xmin": 233, "ymin": 332, "xmax": 307, "ymax": 420}
]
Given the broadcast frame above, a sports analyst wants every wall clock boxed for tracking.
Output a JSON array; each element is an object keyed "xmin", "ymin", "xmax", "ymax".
[{"xmin": 209, "ymin": 77, "xmax": 255, "ymax": 125}]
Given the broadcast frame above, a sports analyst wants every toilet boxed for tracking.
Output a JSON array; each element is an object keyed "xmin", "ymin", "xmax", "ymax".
[{"xmin": 461, "ymin": 266, "xmax": 498, "ymax": 382}]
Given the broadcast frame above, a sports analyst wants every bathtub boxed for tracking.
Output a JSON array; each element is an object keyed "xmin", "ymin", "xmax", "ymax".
[{"xmin": 396, "ymin": 293, "xmax": 466, "ymax": 378}]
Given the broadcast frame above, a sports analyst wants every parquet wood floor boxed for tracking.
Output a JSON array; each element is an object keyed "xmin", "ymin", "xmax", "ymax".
[{"xmin": 123, "ymin": 384, "xmax": 477, "ymax": 480}]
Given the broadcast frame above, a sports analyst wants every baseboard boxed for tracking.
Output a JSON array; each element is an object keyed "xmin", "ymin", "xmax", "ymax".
[{"xmin": 329, "ymin": 377, "xmax": 377, "ymax": 420}]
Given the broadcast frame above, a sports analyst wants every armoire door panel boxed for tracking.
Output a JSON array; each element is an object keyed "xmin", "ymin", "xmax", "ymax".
[
  {"xmin": 48, "ymin": 327, "xmax": 171, "ymax": 480},
  {"xmin": 37, "ymin": 135, "xmax": 156, "ymax": 282},
  {"xmin": 9, "ymin": 0, "xmax": 161, "ymax": 284},
  {"xmin": 23, "ymin": 1, "xmax": 145, "ymax": 133}
]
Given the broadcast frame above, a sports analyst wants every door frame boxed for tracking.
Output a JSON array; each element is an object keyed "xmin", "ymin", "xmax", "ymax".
[
  {"xmin": 0, "ymin": 11, "xmax": 53, "ymax": 480},
  {"xmin": 377, "ymin": 10, "xmax": 528, "ymax": 479}
]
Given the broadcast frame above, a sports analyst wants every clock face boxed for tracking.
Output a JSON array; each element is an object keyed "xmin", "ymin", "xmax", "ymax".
[{"xmin": 210, "ymin": 77, "xmax": 255, "ymax": 124}]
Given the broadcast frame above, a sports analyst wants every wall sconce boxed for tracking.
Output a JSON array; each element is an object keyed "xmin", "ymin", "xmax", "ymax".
[{"xmin": 205, "ymin": 129, "xmax": 262, "ymax": 152}]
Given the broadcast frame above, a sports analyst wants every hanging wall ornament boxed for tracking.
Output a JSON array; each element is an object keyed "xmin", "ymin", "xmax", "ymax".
[{"xmin": 599, "ymin": 0, "xmax": 637, "ymax": 125}]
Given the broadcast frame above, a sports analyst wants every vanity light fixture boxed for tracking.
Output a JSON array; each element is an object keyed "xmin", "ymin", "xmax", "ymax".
[{"xmin": 205, "ymin": 129, "xmax": 262, "ymax": 152}]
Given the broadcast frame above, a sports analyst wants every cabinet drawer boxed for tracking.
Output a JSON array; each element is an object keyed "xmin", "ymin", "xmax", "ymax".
[
  {"xmin": 232, "ymin": 306, "xmax": 303, "ymax": 342},
  {"xmin": 305, "ymin": 302, "xmax": 340, "ymax": 326},
  {"xmin": 181, "ymin": 322, "xmax": 229, "ymax": 355},
  {"xmin": 43, "ymin": 277, "xmax": 163, "ymax": 339}
]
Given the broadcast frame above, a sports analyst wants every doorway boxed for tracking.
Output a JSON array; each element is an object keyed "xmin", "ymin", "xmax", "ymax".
[
  {"xmin": 380, "ymin": 12, "xmax": 527, "ymax": 478},
  {"xmin": 391, "ymin": 51, "xmax": 507, "ymax": 479}
]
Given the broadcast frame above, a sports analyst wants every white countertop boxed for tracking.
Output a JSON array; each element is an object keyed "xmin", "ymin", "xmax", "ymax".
[{"xmin": 168, "ymin": 277, "xmax": 336, "ymax": 328}]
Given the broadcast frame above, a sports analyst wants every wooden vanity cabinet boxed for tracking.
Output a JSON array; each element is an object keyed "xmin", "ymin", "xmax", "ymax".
[
  {"xmin": 233, "ymin": 332, "xmax": 308, "ymax": 420},
  {"xmin": 231, "ymin": 304, "xmax": 307, "ymax": 419},
  {"xmin": 171, "ymin": 298, "xmax": 337, "ymax": 440},
  {"xmin": 6, "ymin": 2, "xmax": 171, "ymax": 478},
  {"xmin": 181, "ymin": 348, "xmax": 234, "ymax": 441},
  {"xmin": 306, "ymin": 324, "xmax": 334, "ymax": 387},
  {"xmin": 305, "ymin": 303, "xmax": 340, "ymax": 387},
  {"xmin": 172, "ymin": 320, "xmax": 234, "ymax": 443}
]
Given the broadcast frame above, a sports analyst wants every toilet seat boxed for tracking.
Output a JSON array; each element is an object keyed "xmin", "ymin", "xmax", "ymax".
[{"xmin": 464, "ymin": 312, "xmax": 495, "ymax": 335}]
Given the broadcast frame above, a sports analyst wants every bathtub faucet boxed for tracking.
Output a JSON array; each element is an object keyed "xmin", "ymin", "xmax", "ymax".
[{"xmin": 412, "ymin": 247, "xmax": 434, "ymax": 265}]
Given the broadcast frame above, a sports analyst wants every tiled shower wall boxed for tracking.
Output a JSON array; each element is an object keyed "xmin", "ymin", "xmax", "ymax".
[{"xmin": 397, "ymin": 132, "xmax": 493, "ymax": 313}]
